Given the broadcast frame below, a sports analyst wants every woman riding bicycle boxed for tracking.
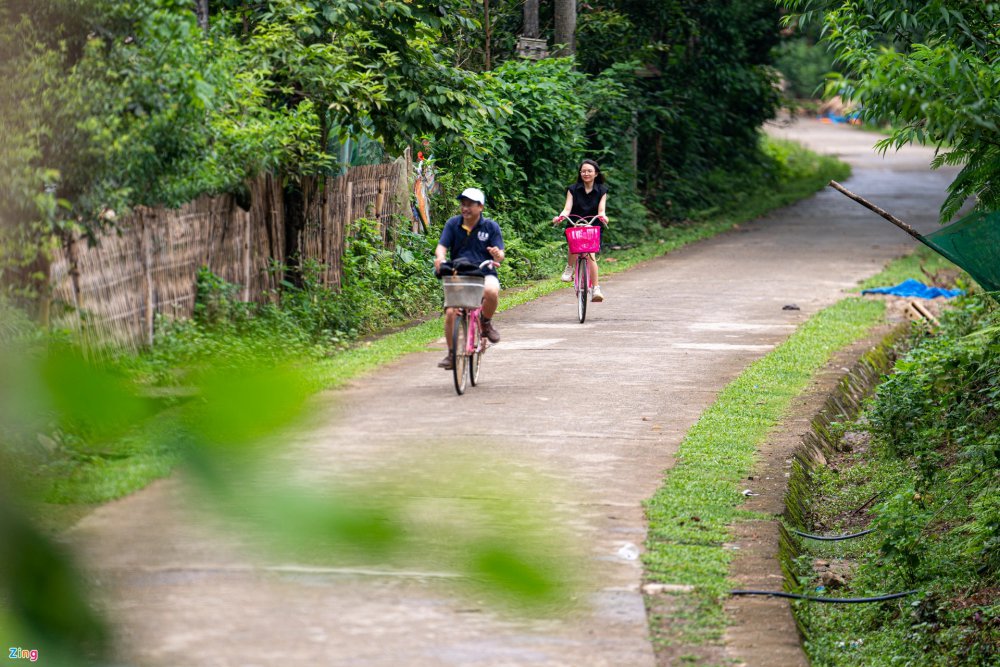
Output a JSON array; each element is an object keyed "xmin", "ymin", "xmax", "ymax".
[
  {"xmin": 552, "ymin": 159, "xmax": 608, "ymax": 302},
  {"xmin": 434, "ymin": 187, "xmax": 504, "ymax": 369}
]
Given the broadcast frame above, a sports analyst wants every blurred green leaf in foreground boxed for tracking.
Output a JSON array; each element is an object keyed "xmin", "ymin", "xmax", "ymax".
[{"xmin": 1, "ymin": 334, "xmax": 583, "ymax": 664}]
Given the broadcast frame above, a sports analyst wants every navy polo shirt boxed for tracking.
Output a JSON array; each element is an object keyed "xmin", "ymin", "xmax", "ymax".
[{"xmin": 438, "ymin": 214, "xmax": 504, "ymax": 276}]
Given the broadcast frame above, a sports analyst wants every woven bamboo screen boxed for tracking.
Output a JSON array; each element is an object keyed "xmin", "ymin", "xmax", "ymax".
[
  {"xmin": 48, "ymin": 162, "xmax": 411, "ymax": 350},
  {"xmin": 300, "ymin": 156, "xmax": 410, "ymax": 290}
]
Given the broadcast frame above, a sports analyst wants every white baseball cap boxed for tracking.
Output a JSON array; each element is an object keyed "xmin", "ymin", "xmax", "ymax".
[{"xmin": 456, "ymin": 187, "xmax": 486, "ymax": 205}]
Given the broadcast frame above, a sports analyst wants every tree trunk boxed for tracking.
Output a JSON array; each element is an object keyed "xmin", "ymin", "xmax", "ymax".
[
  {"xmin": 194, "ymin": 0, "xmax": 209, "ymax": 33},
  {"xmin": 554, "ymin": 0, "xmax": 576, "ymax": 56},
  {"xmin": 523, "ymin": 0, "xmax": 539, "ymax": 38},
  {"xmin": 483, "ymin": 0, "xmax": 492, "ymax": 70}
]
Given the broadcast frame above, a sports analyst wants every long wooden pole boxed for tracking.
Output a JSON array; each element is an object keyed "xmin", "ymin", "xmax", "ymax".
[
  {"xmin": 828, "ymin": 180, "xmax": 926, "ymax": 242},
  {"xmin": 828, "ymin": 180, "xmax": 969, "ymax": 270}
]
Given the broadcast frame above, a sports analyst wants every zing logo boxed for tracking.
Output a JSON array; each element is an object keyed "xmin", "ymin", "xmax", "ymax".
[
  {"xmin": 477, "ymin": 231, "xmax": 489, "ymax": 242},
  {"xmin": 8, "ymin": 648, "xmax": 38, "ymax": 662}
]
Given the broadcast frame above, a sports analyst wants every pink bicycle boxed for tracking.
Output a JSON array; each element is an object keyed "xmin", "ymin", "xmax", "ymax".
[
  {"xmin": 439, "ymin": 259, "xmax": 495, "ymax": 395},
  {"xmin": 562, "ymin": 215, "xmax": 604, "ymax": 323}
]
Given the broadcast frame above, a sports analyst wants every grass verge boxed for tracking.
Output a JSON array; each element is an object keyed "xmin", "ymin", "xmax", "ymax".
[{"xmin": 644, "ymin": 296, "xmax": 886, "ymax": 661}]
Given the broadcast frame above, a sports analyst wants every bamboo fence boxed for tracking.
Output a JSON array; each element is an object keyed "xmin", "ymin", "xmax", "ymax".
[{"xmin": 48, "ymin": 159, "xmax": 411, "ymax": 351}]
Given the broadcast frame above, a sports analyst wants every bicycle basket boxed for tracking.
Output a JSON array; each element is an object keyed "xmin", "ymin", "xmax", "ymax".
[
  {"xmin": 565, "ymin": 225, "xmax": 601, "ymax": 254},
  {"xmin": 442, "ymin": 275, "xmax": 485, "ymax": 308}
]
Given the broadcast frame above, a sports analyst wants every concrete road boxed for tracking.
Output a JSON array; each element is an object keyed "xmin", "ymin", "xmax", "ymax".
[{"xmin": 66, "ymin": 119, "xmax": 956, "ymax": 666}]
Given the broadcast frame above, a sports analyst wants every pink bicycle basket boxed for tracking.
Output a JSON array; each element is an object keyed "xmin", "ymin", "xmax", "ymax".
[{"xmin": 565, "ymin": 225, "xmax": 601, "ymax": 254}]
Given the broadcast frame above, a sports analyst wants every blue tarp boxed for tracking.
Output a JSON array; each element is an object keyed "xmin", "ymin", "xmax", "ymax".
[{"xmin": 861, "ymin": 278, "xmax": 964, "ymax": 299}]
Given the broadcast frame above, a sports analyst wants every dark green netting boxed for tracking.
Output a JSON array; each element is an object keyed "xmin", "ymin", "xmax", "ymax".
[{"xmin": 922, "ymin": 210, "xmax": 1000, "ymax": 293}]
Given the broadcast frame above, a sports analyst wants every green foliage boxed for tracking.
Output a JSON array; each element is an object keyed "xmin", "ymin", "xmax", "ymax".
[
  {"xmin": 430, "ymin": 58, "xmax": 590, "ymax": 242},
  {"xmin": 617, "ymin": 0, "xmax": 783, "ymax": 218},
  {"xmin": 795, "ymin": 293, "xmax": 1000, "ymax": 666},
  {"xmin": 773, "ymin": 37, "xmax": 837, "ymax": 99},
  {"xmin": 576, "ymin": 9, "xmax": 637, "ymax": 74},
  {"xmin": 429, "ymin": 57, "xmax": 651, "ymax": 248},
  {"xmin": 0, "ymin": 496, "xmax": 109, "ymax": 666},
  {"xmin": 780, "ymin": 0, "xmax": 1000, "ymax": 220},
  {"xmin": 0, "ymin": 0, "xmax": 312, "ymax": 317},
  {"xmin": 2, "ymin": 0, "xmax": 792, "ymax": 309},
  {"xmin": 338, "ymin": 218, "xmax": 441, "ymax": 330},
  {"xmin": 0, "ymin": 330, "xmax": 583, "ymax": 659},
  {"xmin": 212, "ymin": 0, "xmax": 483, "ymax": 162}
]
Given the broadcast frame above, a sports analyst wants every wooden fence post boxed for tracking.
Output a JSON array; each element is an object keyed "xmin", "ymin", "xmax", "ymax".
[
  {"xmin": 345, "ymin": 181, "xmax": 353, "ymax": 228},
  {"xmin": 376, "ymin": 178, "xmax": 387, "ymax": 243},
  {"xmin": 141, "ymin": 212, "xmax": 155, "ymax": 346},
  {"xmin": 242, "ymin": 212, "xmax": 251, "ymax": 302},
  {"xmin": 66, "ymin": 232, "xmax": 84, "ymax": 341}
]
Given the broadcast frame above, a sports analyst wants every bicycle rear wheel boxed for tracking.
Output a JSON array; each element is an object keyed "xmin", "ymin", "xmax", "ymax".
[
  {"xmin": 452, "ymin": 314, "xmax": 469, "ymax": 395},
  {"xmin": 469, "ymin": 320, "xmax": 484, "ymax": 386},
  {"xmin": 576, "ymin": 257, "xmax": 588, "ymax": 323}
]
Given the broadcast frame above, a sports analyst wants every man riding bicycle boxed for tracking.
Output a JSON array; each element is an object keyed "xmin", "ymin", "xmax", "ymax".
[{"xmin": 434, "ymin": 187, "xmax": 505, "ymax": 369}]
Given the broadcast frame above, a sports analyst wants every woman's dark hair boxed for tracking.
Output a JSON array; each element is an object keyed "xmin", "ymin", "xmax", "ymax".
[{"xmin": 575, "ymin": 159, "xmax": 605, "ymax": 185}]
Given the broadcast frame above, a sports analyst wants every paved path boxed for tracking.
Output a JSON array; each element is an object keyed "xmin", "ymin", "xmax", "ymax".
[{"xmin": 67, "ymin": 119, "xmax": 957, "ymax": 666}]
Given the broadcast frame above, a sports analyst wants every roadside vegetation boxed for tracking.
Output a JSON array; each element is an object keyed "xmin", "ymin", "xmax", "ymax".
[
  {"xmin": 793, "ymin": 289, "xmax": 999, "ymax": 666},
  {"xmin": 1, "ymin": 0, "xmax": 785, "ymax": 303}
]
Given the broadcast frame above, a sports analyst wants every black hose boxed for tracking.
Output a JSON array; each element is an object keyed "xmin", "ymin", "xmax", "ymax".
[
  {"xmin": 729, "ymin": 589, "xmax": 918, "ymax": 603},
  {"xmin": 794, "ymin": 528, "xmax": 874, "ymax": 541}
]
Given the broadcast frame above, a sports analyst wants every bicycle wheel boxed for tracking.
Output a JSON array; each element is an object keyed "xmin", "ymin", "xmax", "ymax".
[
  {"xmin": 469, "ymin": 317, "xmax": 484, "ymax": 386},
  {"xmin": 576, "ymin": 257, "xmax": 588, "ymax": 323},
  {"xmin": 452, "ymin": 313, "xmax": 469, "ymax": 395}
]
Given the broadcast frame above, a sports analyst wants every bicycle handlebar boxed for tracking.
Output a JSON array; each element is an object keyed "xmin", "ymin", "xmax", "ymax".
[
  {"xmin": 567, "ymin": 215, "xmax": 603, "ymax": 226},
  {"xmin": 434, "ymin": 257, "xmax": 497, "ymax": 278}
]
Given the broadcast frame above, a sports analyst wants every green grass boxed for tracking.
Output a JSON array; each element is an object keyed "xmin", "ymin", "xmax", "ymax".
[{"xmin": 643, "ymin": 297, "xmax": 887, "ymax": 656}]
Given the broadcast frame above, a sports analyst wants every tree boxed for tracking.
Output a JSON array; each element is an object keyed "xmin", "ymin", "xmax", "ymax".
[
  {"xmin": 194, "ymin": 0, "xmax": 209, "ymax": 32},
  {"xmin": 780, "ymin": 0, "xmax": 1000, "ymax": 219},
  {"xmin": 581, "ymin": 0, "xmax": 781, "ymax": 216},
  {"xmin": 523, "ymin": 0, "xmax": 540, "ymax": 38},
  {"xmin": 554, "ymin": 0, "xmax": 576, "ymax": 55},
  {"xmin": 0, "ymin": 0, "xmax": 268, "ymax": 302}
]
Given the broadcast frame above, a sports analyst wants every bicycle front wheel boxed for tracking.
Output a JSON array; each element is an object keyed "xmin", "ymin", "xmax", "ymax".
[
  {"xmin": 576, "ymin": 258, "xmax": 588, "ymax": 324},
  {"xmin": 452, "ymin": 314, "xmax": 469, "ymax": 395}
]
